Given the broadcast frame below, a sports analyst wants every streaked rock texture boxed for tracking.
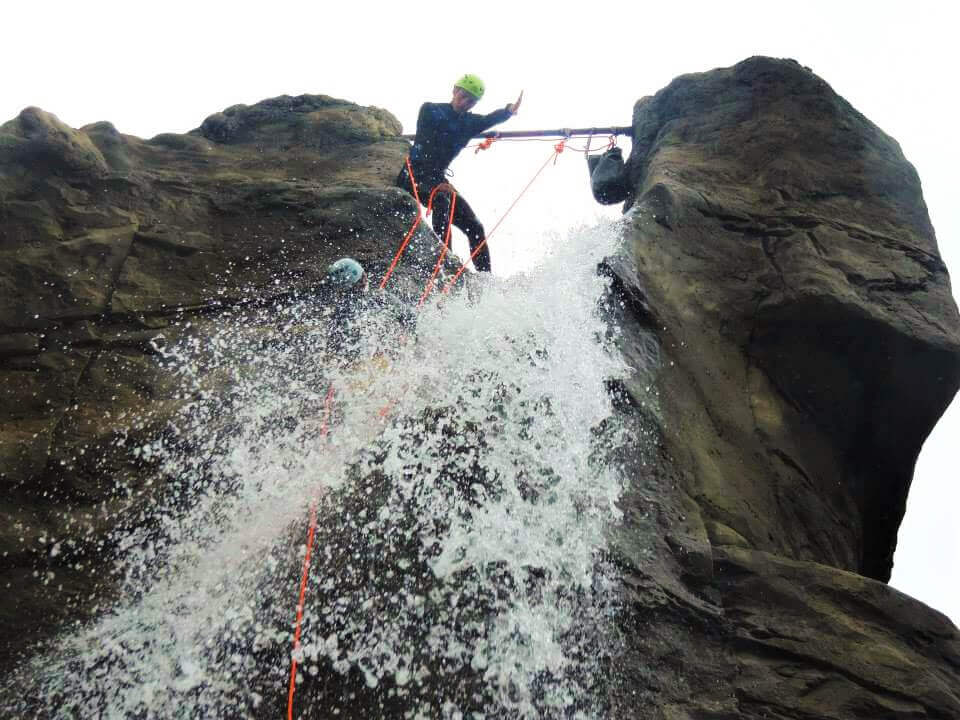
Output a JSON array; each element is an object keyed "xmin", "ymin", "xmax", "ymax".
[
  {"xmin": 608, "ymin": 55, "xmax": 960, "ymax": 718},
  {"xmin": 0, "ymin": 95, "xmax": 443, "ymax": 665},
  {"xmin": 1, "ymin": 57, "xmax": 958, "ymax": 719}
]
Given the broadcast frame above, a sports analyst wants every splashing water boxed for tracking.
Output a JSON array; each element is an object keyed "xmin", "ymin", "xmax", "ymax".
[{"xmin": 4, "ymin": 220, "xmax": 633, "ymax": 719}]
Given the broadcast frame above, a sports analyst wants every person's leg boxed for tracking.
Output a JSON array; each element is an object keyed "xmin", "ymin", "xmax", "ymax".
[
  {"xmin": 396, "ymin": 165, "xmax": 419, "ymax": 198},
  {"xmin": 397, "ymin": 164, "xmax": 442, "ymax": 208},
  {"xmin": 433, "ymin": 191, "xmax": 490, "ymax": 272},
  {"xmin": 455, "ymin": 194, "xmax": 491, "ymax": 272},
  {"xmin": 431, "ymin": 191, "xmax": 453, "ymax": 243}
]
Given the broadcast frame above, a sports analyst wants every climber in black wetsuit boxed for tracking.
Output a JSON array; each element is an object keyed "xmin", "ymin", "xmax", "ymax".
[
  {"xmin": 396, "ymin": 74, "xmax": 523, "ymax": 273},
  {"xmin": 320, "ymin": 258, "xmax": 414, "ymax": 362}
]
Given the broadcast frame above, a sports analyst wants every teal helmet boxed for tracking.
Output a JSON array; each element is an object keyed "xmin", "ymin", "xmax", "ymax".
[{"xmin": 326, "ymin": 258, "xmax": 365, "ymax": 288}]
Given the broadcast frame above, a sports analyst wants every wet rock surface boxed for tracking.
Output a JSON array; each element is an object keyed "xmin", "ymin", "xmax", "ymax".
[
  {"xmin": 0, "ymin": 94, "xmax": 445, "ymax": 667},
  {"xmin": 1, "ymin": 59, "xmax": 959, "ymax": 719},
  {"xmin": 608, "ymin": 56, "xmax": 960, "ymax": 717}
]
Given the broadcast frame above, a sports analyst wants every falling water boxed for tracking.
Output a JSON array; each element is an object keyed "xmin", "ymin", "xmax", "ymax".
[{"xmin": 3, "ymin": 219, "xmax": 635, "ymax": 719}]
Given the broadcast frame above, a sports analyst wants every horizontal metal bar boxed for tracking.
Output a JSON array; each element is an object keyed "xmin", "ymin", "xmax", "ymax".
[{"xmin": 399, "ymin": 126, "xmax": 632, "ymax": 141}]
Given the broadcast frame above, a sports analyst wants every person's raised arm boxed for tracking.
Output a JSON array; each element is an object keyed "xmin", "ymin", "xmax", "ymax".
[
  {"xmin": 507, "ymin": 90, "xmax": 523, "ymax": 115},
  {"xmin": 469, "ymin": 90, "xmax": 523, "ymax": 135}
]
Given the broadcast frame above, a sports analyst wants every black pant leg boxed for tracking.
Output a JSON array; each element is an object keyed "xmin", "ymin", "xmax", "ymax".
[
  {"xmin": 432, "ymin": 191, "xmax": 491, "ymax": 272},
  {"xmin": 397, "ymin": 165, "xmax": 425, "ymax": 198},
  {"xmin": 431, "ymin": 192, "xmax": 452, "ymax": 242}
]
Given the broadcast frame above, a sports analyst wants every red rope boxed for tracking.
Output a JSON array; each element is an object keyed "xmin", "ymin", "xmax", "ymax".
[
  {"xmin": 385, "ymin": 136, "xmax": 592, "ymax": 294},
  {"xmin": 286, "ymin": 504, "xmax": 316, "ymax": 720},
  {"xmin": 441, "ymin": 142, "xmax": 565, "ymax": 294},
  {"xmin": 287, "ymin": 384, "xmax": 335, "ymax": 720},
  {"xmin": 286, "ymin": 135, "xmax": 578, "ymax": 714},
  {"xmin": 474, "ymin": 136, "xmax": 496, "ymax": 154},
  {"xmin": 380, "ymin": 156, "xmax": 423, "ymax": 290},
  {"xmin": 418, "ymin": 187, "xmax": 457, "ymax": 306}
]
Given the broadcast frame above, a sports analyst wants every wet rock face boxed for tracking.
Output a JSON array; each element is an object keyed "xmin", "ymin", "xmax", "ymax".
[
  {"xmin": 620, "ymin": 55, "xmax": 960, "ymax": 581},
  {"xmin": 609, "ymin": 56, "xmax": 960, "ymax": 717},
  {"xmin": 2, "ymin": 60, "xmax": 959, "ymax": 719},
  {"xmin": 0, "ymin": 95, "xmax": 442, "ymax": 665}
]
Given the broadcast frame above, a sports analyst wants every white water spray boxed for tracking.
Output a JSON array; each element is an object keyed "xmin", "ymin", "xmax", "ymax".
[{"xmin": 4, "ymin": 219, "xmax": 634, "ymax": 719}]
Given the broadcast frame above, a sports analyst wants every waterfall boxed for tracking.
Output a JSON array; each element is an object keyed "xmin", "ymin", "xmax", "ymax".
[{"xmin": 4, "ymin": 219, "xmax": 637, "ymax": 719}]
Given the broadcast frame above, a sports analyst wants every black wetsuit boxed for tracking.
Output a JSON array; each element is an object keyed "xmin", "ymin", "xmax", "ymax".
[
  {"xmin": 320, "ymin": 286, "xmax": 415, "ymax": 363},
  {"xmin": 396, "ymin": 102, "xmax": 512, "ymax": 272}
]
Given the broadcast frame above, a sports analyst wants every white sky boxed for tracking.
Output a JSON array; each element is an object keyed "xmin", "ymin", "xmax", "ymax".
[{"xmin": 4, "ymin": 1, "xmax": 957, "ymax": 622}]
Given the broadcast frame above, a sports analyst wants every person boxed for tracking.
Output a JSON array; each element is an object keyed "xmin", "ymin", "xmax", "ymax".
[
  {"xmin": 397, "ymin": 74, "xmax": 523, "ymax": 273},
  {"xmin": 320, "ymin": 258, "xmax": 414, "ymax": 361},
  {"xmin": 325, "ymin": 257, "xmax": 369, "ymax": 294}
]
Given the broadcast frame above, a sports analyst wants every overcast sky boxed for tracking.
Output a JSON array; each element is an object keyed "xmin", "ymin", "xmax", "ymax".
[{"xmin": 4, "ymin": 1, "xmax": 957, "ymax": 622}]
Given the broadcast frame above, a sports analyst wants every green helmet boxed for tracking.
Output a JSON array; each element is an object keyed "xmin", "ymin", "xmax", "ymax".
[
  {"xmin": 326, "ymin": 258, "xmax": 365, "ymax": 288},
  {"xmin": 454, "ymin": 74, "xmax": 485, "ymax": 100}
]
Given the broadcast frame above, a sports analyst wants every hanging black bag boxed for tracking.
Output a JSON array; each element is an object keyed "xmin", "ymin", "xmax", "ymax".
[{"xmin": 587, "ymin": 146, "xmax": 630, "ymax": 204}]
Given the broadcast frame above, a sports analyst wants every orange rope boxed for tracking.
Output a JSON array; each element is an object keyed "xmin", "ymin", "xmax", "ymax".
[
  {"xmin": 386, "ymin": 135, "xmax": 605, "ymax": 293},
  {"xmin": 380, "ymin": 156, "xmax": 423, "ymax": 290},
  {"xmin": 441, "ymin": 142, "xmax": 565, "ymax": 294},
  {"xmin": 382, "ymin": 161, "xmax": 461, "ymax": 294},
  {"xmin": 418, "ymin": 186, "xmax": 457, "ymax": 306},
  {"xmin": 286, "ymin": 504, "xmax": 316, "ymax": 720},
  {"xmin": 285, "ymin": 130, "xmax": 595, "ymax": 714},
  {"xmin": 474, "ymin": 136, "xmax": 497, "ymax": 153},
  {"xmin": 287, "ymin": 384, "xmax": 335, "ymax": 720},
  {"xmin": 467, "ymin": 136, "xmax": 557, "ymax": 147}
]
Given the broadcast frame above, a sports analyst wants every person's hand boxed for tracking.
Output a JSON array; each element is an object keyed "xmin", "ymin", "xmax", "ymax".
[
  {"xmin": 435, "ymin": 182, "xmax": 455, "ymax": 195},
  {"xmin": 508, "ymin": 90, "xmax": 524, "ymax": 115}
]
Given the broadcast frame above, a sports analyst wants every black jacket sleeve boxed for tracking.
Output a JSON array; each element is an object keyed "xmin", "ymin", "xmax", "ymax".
[
  {"xmin": 415, "ymin": 102, "xmax": 433, "ymax": 138},
  {"xmin": 467, "ymin": 107, "xmax": 513, "ymax": 136}
]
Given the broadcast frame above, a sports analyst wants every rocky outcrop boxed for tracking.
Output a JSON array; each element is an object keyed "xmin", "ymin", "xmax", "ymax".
[
  {"xmin": 0, "ymin": 95, "xmax": 445, "ymax": 665},
  {"xmin": 607, "ymin": 56, "xmax": 960, "ymax": 717},
  {"xmin": 2, "ymin": 59, "xmax": 958, "ymax": 719}
]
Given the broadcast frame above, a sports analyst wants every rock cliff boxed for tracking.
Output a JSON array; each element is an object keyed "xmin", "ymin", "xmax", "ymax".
[
  {"xmin": 1, "ymin": 57, "xmax": 958, "ymax": 718},
  {"xmin": 0, "ymin": 94, "xmax": 443, "ymax": 666},
  {"xmin": 606, "ymin": 56, "xmax": 960, "ymax": 718}
]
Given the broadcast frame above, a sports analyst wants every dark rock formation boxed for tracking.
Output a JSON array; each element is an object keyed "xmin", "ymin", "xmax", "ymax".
[
  {"xmin": 1, "ymin": 58, "xmax": 958, "ymax": 719},
  {"xmin": 0, "ymin": 95, "xmax": 445, "ymax": 667},
  {"xmin": 607, "ymin": 56, "xmax": 960, "ymax": 718}
]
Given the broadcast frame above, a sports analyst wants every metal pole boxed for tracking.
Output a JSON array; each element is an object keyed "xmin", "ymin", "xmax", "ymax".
[{"xmin": 399, "ymin": 126, "xmax": 632, "ymax": 141}]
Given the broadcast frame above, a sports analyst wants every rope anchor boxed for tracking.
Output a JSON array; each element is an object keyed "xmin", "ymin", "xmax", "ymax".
[{"xmin": 475, "ymin": 134, "xmax": 498, "ymax": 153}]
